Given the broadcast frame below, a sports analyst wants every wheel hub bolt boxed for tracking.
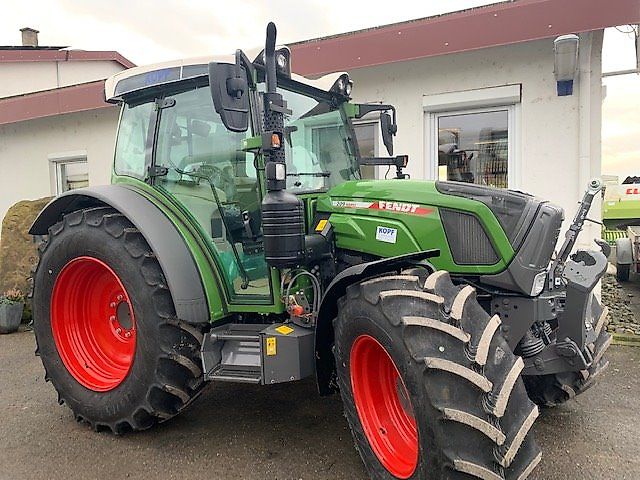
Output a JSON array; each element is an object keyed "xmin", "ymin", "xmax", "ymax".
[
  {"xmin": 117, "ymin": 294, "xmax": 124, "ymax": 302},
  {"xmin": 116, "ymin": 327, "xmax": 122, "ymax": 334},
  {"xmin": 110, "ymin": 302, "xmax": 116, "ymax": 308},
  {"xmin": 124, "ymin": 331, "xmax": 131, "ymax": 338},
  {"xmin": 109, "ymin": 315, "xmax": 116, "ymax": 322}
]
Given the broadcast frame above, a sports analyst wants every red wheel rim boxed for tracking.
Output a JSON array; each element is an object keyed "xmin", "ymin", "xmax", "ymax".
[
  {"xmin": 350, "ymin": 335, "xmax": 418, "ymax": 478},
  {"xmin": 51, "ymin": 256, "xmax": 136, "ymax": 392}
]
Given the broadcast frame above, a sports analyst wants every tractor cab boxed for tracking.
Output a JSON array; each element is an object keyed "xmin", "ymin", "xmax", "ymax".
[{"xmin": 105, "ymin": 48, "xmax": 395, "ymax": 305}]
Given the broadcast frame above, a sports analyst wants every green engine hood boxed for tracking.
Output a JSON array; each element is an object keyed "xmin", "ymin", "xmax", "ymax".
[{"xmin": 315, "ymin": 179, "xmax": 515, "ymax": 275}]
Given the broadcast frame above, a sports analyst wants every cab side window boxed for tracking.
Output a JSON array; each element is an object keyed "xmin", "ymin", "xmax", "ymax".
[{"xmin": 114, "ymin": 101, "xmax": 154, "ymax": 179}]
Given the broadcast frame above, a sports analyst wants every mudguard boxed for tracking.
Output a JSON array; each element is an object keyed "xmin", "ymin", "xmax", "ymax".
[
  {"xmin": 30, "ymin": 185, "xmax": 210, "ymax": 324},
  {"xmin": 315, "ymin": 249, "xmax": 439, "ymax": 395}
]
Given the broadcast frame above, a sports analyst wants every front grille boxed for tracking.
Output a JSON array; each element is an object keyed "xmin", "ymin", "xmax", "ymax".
[{"xmin": 440, "ymin": 209, "xmax": 499, "ymax": 265}]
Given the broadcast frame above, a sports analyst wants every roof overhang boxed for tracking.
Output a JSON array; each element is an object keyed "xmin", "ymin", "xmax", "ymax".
[
  {"xmin": 0, "ymin": 80, "xmax": 115, "ymax": 126},
  {"xmin": 288, "ymin": 0, "xmax": 640, "ymax": 76}
]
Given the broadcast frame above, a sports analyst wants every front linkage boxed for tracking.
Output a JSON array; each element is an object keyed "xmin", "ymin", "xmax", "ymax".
[{"xmin": 495, "ymin": 180, "xmax": 612, "ymax": 405}]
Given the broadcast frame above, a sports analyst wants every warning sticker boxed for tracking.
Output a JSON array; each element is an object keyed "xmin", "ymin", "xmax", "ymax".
[
  {"xmin": 376, "ymin": 226, "xmax": 398, "ymax": 244},
  {"xmin": 266, "ymin": 337, "xmax": 277, "ymax": 356},
  {"xmin": 315, "ymin": 219, "xmax": 328, "ymax": 232},
  {"xmin": 275, "ymin": 325, "xmax": 294, "ymax": 335}
]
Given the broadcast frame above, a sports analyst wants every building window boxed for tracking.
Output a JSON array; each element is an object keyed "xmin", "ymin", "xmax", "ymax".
[
  {"xmin": 353, "ymin": 122, "xmax": 378, "ymax": 179},
  {"xmin": 424, "ymin": 85, "xmax": 520, "ymax": 189},
  {"xmin": 48, "ymin": 153, "xmax": 89, "ymax": 194},
  {"xmin": 56, "ymin": 159, "xmax": 89, "ymax": 193},
  {"xmin": 436, "ymin": 108, "xmax": 510, "ymax": 188}
]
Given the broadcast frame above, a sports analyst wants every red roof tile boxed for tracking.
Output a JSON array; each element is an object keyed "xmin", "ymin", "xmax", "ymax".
[
  {"xmin": 0, "ymin": 80, "xmax": 114, "ymax": 126},
  {"xmin": 289, "ymin": 0, "xmax": 640, "ymax": 76}
]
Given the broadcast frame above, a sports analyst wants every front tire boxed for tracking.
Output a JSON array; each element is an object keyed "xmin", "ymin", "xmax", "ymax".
[
  {"xmin": 334, "ymin": 271, "xmax": 542, "ymax": 480},
  {"xmin": 33, "ymin": 207, "xmax": 206, "ymax": 433}
]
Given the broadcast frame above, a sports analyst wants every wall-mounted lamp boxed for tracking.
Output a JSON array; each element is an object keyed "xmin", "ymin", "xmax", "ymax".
[{"xmin": 554, "ymin": 34, "xmax": 579, "ymax": 96}]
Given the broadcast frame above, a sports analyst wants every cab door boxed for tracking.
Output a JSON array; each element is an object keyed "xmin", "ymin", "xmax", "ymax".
[{"xmin": 153, "ymin": 84, "xmax": 271, "ymax": 302}]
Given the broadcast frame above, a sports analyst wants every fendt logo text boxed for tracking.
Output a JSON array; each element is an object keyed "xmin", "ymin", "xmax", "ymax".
[
  {"xmin": 331, "ymin": 200, "xmax": 434, "ymax": 216},
  {"xmin": 373, "ymin": 201, "xmax": 433, "ymax": 216}
]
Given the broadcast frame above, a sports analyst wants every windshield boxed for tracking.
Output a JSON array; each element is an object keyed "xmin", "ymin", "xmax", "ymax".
[{"xmin": 259, "ymin": 84, "xmax": 361, "ymax": 192}]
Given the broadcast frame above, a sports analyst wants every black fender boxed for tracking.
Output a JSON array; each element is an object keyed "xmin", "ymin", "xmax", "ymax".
[
  {"xmin": 30, "ymin": 185, "xmax": 210, "ymax": 324},
  {"xmin": 315, "ymin": 249, "xmax": 439, "ymax": 395}
]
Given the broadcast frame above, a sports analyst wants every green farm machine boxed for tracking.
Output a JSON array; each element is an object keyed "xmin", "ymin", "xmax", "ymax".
[{"xmin": 31, "ymin": 24, "xmax": 611, "ymax": 480}]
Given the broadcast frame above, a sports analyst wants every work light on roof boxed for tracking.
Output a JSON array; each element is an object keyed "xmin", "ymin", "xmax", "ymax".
[
  {"xmin": 255, "ymin": 46, "xmax": 291, "ymax": 78},
  {"xmin": 275, "ymin": 48, "xmax": 291, "ymax": 77},
  {"xmin": 330, "ymin": 73, "xmax": 353, "ymax": 98}
]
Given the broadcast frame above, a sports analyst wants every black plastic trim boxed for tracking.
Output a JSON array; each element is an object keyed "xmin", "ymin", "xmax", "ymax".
[
  {"xmin": 29, "ymin": 185, "xmax": 210, "ymax": 324},
  {"xmin": 481, "ymin": 202, "xmax": 564, "ymax": 295},
  {"xmin": 435, "ymin": 180, "xmax": 541, "ymax": 250}
]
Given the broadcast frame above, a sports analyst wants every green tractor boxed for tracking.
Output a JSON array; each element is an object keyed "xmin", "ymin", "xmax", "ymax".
[{"xmin": 31, "ymin": 23, "xmax": 611, "ymax": 480}]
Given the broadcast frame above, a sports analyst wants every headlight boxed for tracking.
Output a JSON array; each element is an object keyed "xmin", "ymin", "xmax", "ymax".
[{"xmin": 530, "ymin": 271, "xmax": 547, "ymax": 296}]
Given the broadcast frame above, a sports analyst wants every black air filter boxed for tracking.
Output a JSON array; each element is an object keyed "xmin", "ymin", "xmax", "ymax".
[{"xmin": 440, "ymin": 209, "xmax": 498, "ymax": 265}]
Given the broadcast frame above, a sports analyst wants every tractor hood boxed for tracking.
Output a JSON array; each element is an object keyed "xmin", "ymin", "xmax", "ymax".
[
  {"xmin": 317, "ymin": 179, "xmax": 563, "ymax": 295},
  {"xmin": 325, "ymin": 179, "xmax": 447, "ymax": 208},
  {"xmin": 321, "ymin": 179, "xmax": 544, "ymax": 250}
]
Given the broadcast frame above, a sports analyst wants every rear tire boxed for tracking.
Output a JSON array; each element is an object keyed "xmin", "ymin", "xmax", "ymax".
[
  {"xmin": 616, "ymin": 263, "xmax": 630, "ymax": 282},
  {"xmin": 33, "ymin": 207, "xmax": 207, "ymax": 433},
  {"xmin": 334, "ymin": 271, "xmax": 542, "ymax": 479}
]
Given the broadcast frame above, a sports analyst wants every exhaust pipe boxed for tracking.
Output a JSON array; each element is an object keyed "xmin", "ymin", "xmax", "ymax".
[
  {"xmin": 264, "ymin": 22, "xmax": 277, "ymax": 94},
  {"xmin": 260, "ymin": 22, "xmax": 305, "ymax": 268}
]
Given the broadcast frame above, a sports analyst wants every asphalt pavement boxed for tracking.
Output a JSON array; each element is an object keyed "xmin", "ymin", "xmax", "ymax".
[{"xmin": 1, "ymin": 330, "xmax": 638, "ymax": 480}]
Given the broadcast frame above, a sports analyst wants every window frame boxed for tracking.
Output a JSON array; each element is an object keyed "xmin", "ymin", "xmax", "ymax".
[{"xmin": 423, "ymin": 85, "xmax": 521, "ymax": 189}]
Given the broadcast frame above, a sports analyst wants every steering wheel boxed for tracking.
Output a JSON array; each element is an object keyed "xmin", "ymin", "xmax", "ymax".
[{"xmin": 196, "ymin": 164, "xmax": 237, "ymax": 200}]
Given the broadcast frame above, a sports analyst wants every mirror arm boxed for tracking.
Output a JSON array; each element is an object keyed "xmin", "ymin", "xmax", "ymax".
[
  {"xmin": 235, "ymin": 49, "xmax": 256, "ymax": 88},
  {"xmin": 355, "ymin": 103, "xmax": 395, "ymax": 120},
  {"xmin": 359, "ymin": 155, "xmax": 409, "ymax": 179}
]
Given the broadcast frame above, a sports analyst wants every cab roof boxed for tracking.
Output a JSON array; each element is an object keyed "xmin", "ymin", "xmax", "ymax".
[{"xmin": 104, "ymin": 51, "xmax": 347, "ymax": 103}]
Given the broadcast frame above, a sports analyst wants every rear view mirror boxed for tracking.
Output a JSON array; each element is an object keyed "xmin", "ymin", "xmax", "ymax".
[
  {"xmin": 209, "ymin": 62, "xmax": 249, "ymax": 132},
  {"xmin": 380, "ymin": 113, "xmax": 394, "ymax": 156},
  {"xmin": 355, "ymin": 104, "xmax": 398, "ymax": 156}
]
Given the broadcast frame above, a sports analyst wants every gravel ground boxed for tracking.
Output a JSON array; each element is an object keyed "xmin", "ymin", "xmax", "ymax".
[
  {"xmin": 603, "ymin": 272, "xmax": 640, "ymax": 335},
  {"xmin": 1, "ymin": 330, "xmax": 639, "ymax": 480}
]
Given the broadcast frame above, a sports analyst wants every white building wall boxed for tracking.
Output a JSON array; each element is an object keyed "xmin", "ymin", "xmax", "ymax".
[
  {"xmin": 0, "ymin": 60, "xmax": 125, "ymax": 98},
  {"xmin": 57, "ymin": 61, "xmax": 124, "ymax": 89},
  {"xmin": 0, "ymin": 62, "xmax": 57, "ymax": 98},
  {"xmin": 0, "ymin": 107, "xmax": 119, "ymax": 230},
  {"xmin": 349, "ymin": 33, "xmax": 603, "ymax": 247}
]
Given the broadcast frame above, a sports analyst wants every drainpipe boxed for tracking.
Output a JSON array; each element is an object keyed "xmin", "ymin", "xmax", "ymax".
[{"xmin": 577, "ymin": 30, "xmax": 604, "ymax": 249}]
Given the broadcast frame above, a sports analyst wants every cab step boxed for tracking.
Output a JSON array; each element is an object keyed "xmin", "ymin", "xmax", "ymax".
[
  {"xmin": 202, "ymin": 324, "xmax": 263, "ymax": 384},
  {"xmin": 201, "ymin": 323, "xmax": 314, "ymax": 386},
  {"xmin": 207, "ymin": 365, "xmax": 262, "ymax": 384}
]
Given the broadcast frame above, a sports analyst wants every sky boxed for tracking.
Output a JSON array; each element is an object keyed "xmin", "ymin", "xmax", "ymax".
[{"xmin": 1, "ymin": 0, "xmax": 638, "ymax": 179}]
